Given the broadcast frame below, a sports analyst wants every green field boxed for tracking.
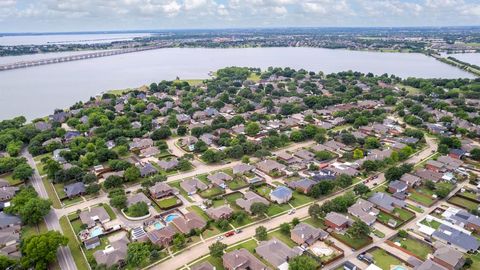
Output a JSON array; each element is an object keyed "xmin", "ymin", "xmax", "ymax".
[
  {"xmin": 199, "ymin": 187, "xmax": 224, "ymax": 198},
  {"xmin": 420, "ymin": 218, "xmax": 442, "ymax": 229},
  {"xmin": 59, "ymin": 216, "xmax": 90, "ymax": 270},
  {"xmin": 156, "ymin": 197, "xmax": 180, "ymax": 209},
  {"xmin": 391, "ymin": 236, "xmax": 433, "ymax": 260},
  {"xmin": 332, "ymin": 233, "xmax": 371, "ymax": 250},
  {"xmin": 448, "ymin": 196, "xmax": 480, "ymax": 211},
  {"xmin": 370, "ymin": 248, "xmax": 405, "ymax": 270}
]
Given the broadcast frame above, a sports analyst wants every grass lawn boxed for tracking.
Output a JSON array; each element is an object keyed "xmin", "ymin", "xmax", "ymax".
[
  {"xmin": 199, "ymin": 187, "xmax": 224, "ymax": 198},
  {"xmin": 102, "ymin": 204, "xmax": 117, "ymax": 220},
  {"xmin": 224, "ymin": 192, "xmax": 244, "ymax": 210},
  {"xmin": 392, "ymin": 236, "xmax": 433, "ymax": 260},
  {"xmin": 267, "ymin": 230, "xmax": 297, "ymax": 248},
  {"xmin": 187, "ymin": 205, "xmax": 210, "ymax": 221},
  {"xmin": 290, "ymin": 191, "xmax": 314, "ymax": 207},
  {"xmin": 303, "ymin": 217, "xmax": 327, "ymax": 229},
  {"xmin": 332, "ymin": 233, "xmax": 371, "ymax": 250},
  {"xmin": 461, "ymin": 190, "xmax": 479, "ymax": 201},
  {"xmin": 212, "ymin": 198, "xmax": 227, "ymax": 207},
  {"xmin": 168, "ymin": 181, "xmax": 194, "ymax": 203},
  {"xmin": 59, "ymin": 216, "xmax": 90, "ymax": 270},
  {"xmin": 408, "ymin": 191, "xmax": 435, "ymax": 206},
  {"xmin": 230, "ymin": 211, "xmax": 255, "ymax": 228},
  {"xmin": 226, "ymin": 239, "xmax": 258, "ymax": 253},
  {"xmin": 267, "ymin": 203, "xmax": 292, "ymax": 217},
  {"xmin": 407, "ymin": 204, "xmax": 424, "ymax": 213},
  {"xmin": 41, "ymin": 177, "xmax": 62, "ymax": 209},
  {"xmin": 420, "ymin": 218, "xmax": 442, "ymax": 229},
  {"xmin": 448, "ymin": 196, "xmax": 480, "ymax": 211},
  {"xmin": 156, "ymin": 197, "xmax": 180, "ymax": 209},
  {"xmin": 71, "ymin": 218, "xmax": 84, "ymax": 235},
  {"xmin": 255, "ymin": 185, "xmax": 273, "ymax": 198},
  {"xmin": 377, "ymin": 212, "xmax": 402, "ymax": 227},
  {"xmin": 62, "ymin": 196, "xmax": 84, "ymax": 206},
  {"xmin": 202, "ymin": 226, "xmax": 222, "ymax": 239},
  {"xmin": 468, "ymin": 253, "xmax": 480, "ymax": 270},
  {"xmin": 227, "ymin": 178, "xmax": 249, "ymax": 190},
  {"xmin": 22, "ymin": 221, "xmax": 49, "ymax": 239},
  {"xmin": 372, "ymin": 229, "xmax": 385, "ymax": 238},
  {"xmin": 392, "ymin": 208, "xmax": 415, "ymax": 221},
  {"xmin": 1, "ymin": 173, "xmax": 23, "ymax": 186},
  {"xmin": 370, "ymin": 248, "xmax": 405, "ymax": 270},
  {"xmin": 53, "ymin": 183, "xmax": 67, "ymax": 198}
]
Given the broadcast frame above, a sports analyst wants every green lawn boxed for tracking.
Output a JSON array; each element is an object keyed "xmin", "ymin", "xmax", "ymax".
[
  {"xmin": 102, "ymin": 204, "xmax": 117, "ymax": 220},
  {"xmin": 370, "ymin": 248, "xmax": 405, "ymax": 270},
  {"xmin": 168, "ymin": 181, "xmax": 194, "ymax": 203},
  {"xmin": 1, "ymin": 173, "xmax": 24, "ymax": 186},
  {"xmin": 303, "ymin": 217, "xmax": 327, "ymax": 229},
  {"xmin": 377, "ymin": 212, "xmax": 402, "ymax": 228},
  {"xmin": 290, "ymin": 191, "xmax": 314, "ymax": 207},
  {"xmin": 407, "ymin": 204, "xmax": 424, "ymax": 213},
  {"xmin": 230, "ymin": 211, "xmax": 255, "ymax": 228},
  {"xmin": 255, "ymin": 185, "xmax": 273, "ymax": 198},
  {"xmin": 71, "ymin": 218, "xmax": 84, "ymax": 235},
  {"xmin": 227, "ymin": 178, "xmax": 249, "ymax": 190},
  {"xmin": 332, "ymin": 233, "xmax": 371, "ymax": 250},
  {"xmin": 226, "ymin": 239, "xmax": 258, "ymax": 253},
  {"xmin": 187, "ymin": 205, "xmax": 210, "ymax": 221},
  {"xmin": 448, "ymin": 196, "xmax": 480, "ymax": 211},
  {"xmin": 267, "ymin": 230, "xmax": 297, "ymax": 248},
  {"xmin": 59, "ymin": 216, "xmax": 90, "ymax": 270},
  {"xmin": 266, "ymin": 203, "xmax": 292, "ymax": 217},
  {"xmin": 391, "ymin": 236, "xmax": 433, "ymax": 260},
  {"xmin": 199, "ymin": 187, "xmax": 224, "ymax": 198},
  {"xmin": 156, "ymin": 197, "xmax": 180, "ymax": 209},
  {"xmin": 392, "ymin": 208, "xmax": 415, "ymax": 221},
  {"xmin": 468, "ymin": 253, "xmax": 480, "ymax": 270},
  {"xmin": 54, "ymin": 183, "xmax": 67, "ymax": 198},
  {"xmin": 372, "ymin": 229, "xmax": 385, "ymax": 238},
  {"xmin": 202, "ymin": 226, "xmax": 222, "ymax": 239},
  {"xmin": 408, "ymin": 191, "xmax": 435, "ymax": 206},
  {"xmin": 224, "ymin": 192, "xmax": 244, "ymax": 211},
  {"xmin": 420, "ymin": 218, "xmax": 442, "ymax": 229},
  {"xmin": 461, "ymin": 190, "xmax": 479, "ymax": 201},
  {"xmin": 41, "ymin": 177, "xmax": 62, "ymax": 209}
]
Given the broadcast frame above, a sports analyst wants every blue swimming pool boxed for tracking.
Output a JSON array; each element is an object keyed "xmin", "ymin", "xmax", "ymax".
[
  {"xmin": 392, "ymin": 266, "xmax": 407, "ymax": 270},
  {"xmin": 154, "ymin": 221, "xmax": 164, "ymax": 230},
  {"xmin": 164, "ymin": 214, "xmax": 179, "ymax": 223},
  {"xmin": 90, "ymin": 227, "xmax": 103, "ymax": 238}
]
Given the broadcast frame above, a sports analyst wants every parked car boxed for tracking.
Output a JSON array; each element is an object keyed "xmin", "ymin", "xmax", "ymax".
[{"xmin": 225, "ymin": 231, "xmax": 235, "ymax": 237}]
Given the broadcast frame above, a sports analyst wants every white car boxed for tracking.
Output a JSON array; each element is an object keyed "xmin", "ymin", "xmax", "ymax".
[{"xmin": 216, "ymin": 236, "xmax": 224, "ymax": 241}]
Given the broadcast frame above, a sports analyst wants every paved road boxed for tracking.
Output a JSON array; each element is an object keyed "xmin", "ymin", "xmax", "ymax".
[
  {"xmin": 148, "ymin": 135, "xmax": 438, "ymax": 270},
  {"xmin": 23, "ymin": 149, "xmax": 77, "ymax": 270}
]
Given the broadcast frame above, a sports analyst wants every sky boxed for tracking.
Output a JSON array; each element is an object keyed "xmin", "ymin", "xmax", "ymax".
[{"xmin": 0, "ymin": 0, "xmax": 480, "ymax": 32}]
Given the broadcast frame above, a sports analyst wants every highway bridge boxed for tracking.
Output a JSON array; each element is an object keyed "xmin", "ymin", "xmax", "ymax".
[{"xmin": 0, "ymin": 44, "xmax": 169, "ymax": 72}]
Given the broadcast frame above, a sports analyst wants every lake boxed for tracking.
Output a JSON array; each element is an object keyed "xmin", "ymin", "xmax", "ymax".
[
  {"xmin": 449, "ymin": 53, "xmax": 480, "ymax": 66},
  {"xmin": 0, "ymin": 33, "xmax": 151, "ymax": 45},
  {"xmin": 0, "ymin": 47, "xmax": 475, "ymax": 121}
]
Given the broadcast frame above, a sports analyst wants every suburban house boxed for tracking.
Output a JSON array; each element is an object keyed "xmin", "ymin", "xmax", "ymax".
[
  {"xmin": 432, "ymin": 245, "xmax": 465, "ymax": 270},
  {"xmin": 269, "ymin": 186, "xmax": 293, "ymax": 204},
  {"xmin": 126, "ymin": 193, "xmax": 151, "ymax": 207},
  {"xmin": 347, "ymin": 199, "xmax": 379, "ymax": 226},
  {"xmin": 255, "ymin": 238, "xmax": 303, "ymax": 269},
  {"xmin": 63, "ymin": 182, "xmax": 86, "ymax": 198},
  {"xmin": 426, "ymin": 160, "xmax": 446, "ymax": 173},
  {"xmin": 287, "ymin": 178, "xmax": 316, "ymax": 194},
  {"xmin": 137, "ymin": 163, "xmax": 158, "ymax": 177},
  {"xmin": 149, "ymin": 182, "xmax": 177, "ymax": 199},
  {"xmin": 290, "ymin": 223, "xmax": 328, "ymax": 245},
  {"xmin": 147, "ymin": 224, "xmax": 177, "ymax": 247},
  {"xmin": 0, "ymin": 212, "xmax": 21, "ymax": 229},
  {"xmin": 222, "ymin": 248, "xmax": 268, "ymax": 270},
  {"xmin": 171, "ymin": 212, "xmax": 207, "ymax": 234},
  {"xmin": 139, "ymin": 146, "xmax": 160, "ymax": 158},
  {"xmin": 180, "ymin": 178, "xmax": 208, "ymax": 195},
  {"xmin": 255, "ymin": 159, "xmax": 286, "ymax": 176},
  {"xmin": 236, "ymin": 191, "xmax": 270, "ymax": 214},
  {"xmin": 129, "ymin": 138, "xmax": 154, "ymax": 150},
  {"xmin": 416, "ymin": 259, "xmax": 450, "ymax": 270},
  {"xmin": 442, "ymin": 208, "xmax": 480, "ymax": 233},
  {"xmin": 157, "ymin": 159, "xmax": 179, "ymax": 171},
  {"xmin": 400, "ymin": 173, "xmax": 421, "ymax": 187},
  {"xmin": 432, "ymin": 225, "xmax": 480, "ymax": 253},
  {"xmin": 79, "ymin": 206, "xmax": 111, "ymax": 228},
  {"xmin": 93, "ymin": 236, "xmax": 129, "ymax": 267},
  {"xmin": 0, "ymin": 186, "xmax": 18, "ymax": 202},
  {"xmin": 415, "ymin": 169, "xmax": 443, "ymax": 183},
  {"xmin": 449, "ymin": 149, "xmax": 466, "ymax": 160},
  {"xmin": 0, "ymin": 225, "xmax": 21, "ymax": 258},
  {"xmin": 388, "ymin": 180, "xmax": 408, "ymax": 194},
  {"xmin": 208, "ymin": 172, "xmax": 232, "ymax": 184},
  {"xmin": 293, "ymin": 149, "xmax": 316, "ymax": 162},
  {"xmin": 191, "ymin": 262, "xmax": 216, "ymax": 270},
  {"xmin": 368, "ymin": 192, "xmax": 406, "ymax": 213},
  {"xmin": 276, "ymin": 152, "xmax": 301, "ymax": 165},
  {"xmin": 206, "ymin": 206, "xmax": 234, "ymax": 220},
  {"xmin": 232, "ymin": 163, "xmax": 255, "ymax": 175},
  {"xmin": 325, "ymin": 212, "xmax": 351, "ymax": 230}
]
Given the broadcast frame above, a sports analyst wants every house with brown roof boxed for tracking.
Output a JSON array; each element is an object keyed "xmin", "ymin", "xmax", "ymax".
[
  {"xmin": 291, "ymin": 223, "xmax": 328, "ymax": 245},
  {"xmin": 206, "ymin": 206, "xmax": 234, "ymax": 220},
  {"xmin": 127, "ymin": 193, "xmax": 151, "ymax": 207},
  {"xmin": 139, "ymin": 146, "xmax": 160, "ymax": 158},
  {"xmin": 236, "ymin": 191, "xmax": 270, "ymax": 214},
  {"xmin": 232, "ymin": 163, "xmax": 255, "ymax": 175},
  {"xmin": 180, "ymin": 178, "xmax": 208, "ymax": 195},
  {"xmin": 93, "ymin": 236, "xmax": 129, "ymax": 267},
  {"xmin": 147, "ymin": 224, "xmax": 177, "ymax": 247},
  {"xmin": 222, "ymin": 248, "xmax": 268, "ymax": 270},
  {"xmin": 255, "ymin": 238, "xmax": 303, "ymax": 268},
  {"xmin": 149, "ymin": 182, "xmax": 177, "ymax": 199},
  {"xmin": 191, "ymin": 262, "xmax": 216, "ymax": 270},
  {"xmin": 347, "ymin": 199, "xmax": 379, "ymax": 226},
  {"xmin": 432, "ymin": 246, "xmax": 465, "ymax": 270},
  {"xmin": 255, "ymin": 159, "xmax": 286, "ymax": 176},
  {"xmin": 400, "ymin": 173, "xmax": 421, "ymax": 187},
  {"xmin": 325, "ymin": 212, "xmax": 351, "ymax": 230},
  {"xmin": 415, "ymin": 169, "xmax": 443, "ymax": 183},
  {"xmin": 129, "ymin": 138, "xmax": 154, "ymax": 150},
  {"xmin": 171, "ymin": 212, "xmax": 207, "ymax": 234},
  {"xmin": 276, "ymin": 152, "xmax": 301, "ymax": 165}
]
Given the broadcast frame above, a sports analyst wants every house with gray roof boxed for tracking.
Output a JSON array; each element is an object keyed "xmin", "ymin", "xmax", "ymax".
[
  {"xmin": 415, "ymin": 169, "xmax": 443, "ymax": 183},
  {"xmin": 368, "ymin": 192, "xmax": 406, "ymax": 213},
  {"xmin": 236, "ymin": 191, "xmax": 270, "ymax": 214},
  {"xmin": 270, "ymin": 186, "xmax": 293, "ymax": 204},
  {"xmin": 255, "ymin": 159, "xmax": 286, "ymax": 176},
  {"xmin": 127, "ymin": 193, "xmax": 151, "ymax": 207},
  {"xmin": 223, "ymin": 248, "xmax": 268, "ymax": 270},
  {"xmin": 136, "ymin": 163, "xmax": 158, "ymax": 177},
  {"xmin": 255, "ymin": 238, "xmax": 303, "ymax": 268},
  {"xmin": 206, "ymin": 206, "xmax": 234, "ymax": 220},
  {"xmin": 0, "ymin": 212, "xmax": 21, "ymax": 229},
  {"xmin": 191, "ymin": 262, "xmax": 215, "ymax": 270},
  {"xmin": 432, "ymin": 245, "xmax": 464, "ymax": 270},
  {"xmin": 287, "ymin": 178, "xmax": 316, "ymax": 194},
  {"xmin": 180, "ymin": 178, "xmax": 208, "ymax": 195},
  {"xmin": 400, "ymin": 173, "xmax": 421, "ymax": 187},
  {"xmin": 64, "ymin": 182, "xmax": 85, "ymax": 198},
  {"xmin": 79, "ymin": 206, "xmax": 111, "ymax": 228},
  {"xmin": 0, "ymin": 186, "xmax": 18, "ymax": 202},
  {"xmin": 432, "ymin": 224, "xmax": 480, "ymax": 252},
  {"xmin": 149, "ymin": 182, "xmax": 177, "ymax": 199},
  {"xmin": 348, "ymin": 199, "xmax": 379, "ymax": 226},
  {"xmin": 325, "ymin": 212, "xmax": 351, "ymax": 230},
  {"xmin": 171, "ymin": 212, "xmax": 207, "ymax": 234},
  {"xmin": 388, "ymin": 180, "xmax": 408, "ymax": 194},
  {"xmin": 157, "ymin": 159, "xmax": 179, "ymax": 171},
  {"xmin": 232, "ymin": 163, "xmax": 255, "ymax": 175},
  {"xmin": 291, "ymin": 223, "xmax": 328, "ymax": 245},
  {"xmin": 416, "ymin": 259, "xmax": 449, "ymax": 270},
  {"xmin": 93, "ymin": 236, "xmax": 129, "ymax": 267}
]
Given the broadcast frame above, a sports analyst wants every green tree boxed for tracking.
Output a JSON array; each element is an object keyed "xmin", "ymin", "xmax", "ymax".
[
  {"xmin": 110, "ymin": 195, "xmax": 127, "ymax": 209},
  {"xmin": 0, "ymin": 255, "xmax": 16, "ymax": 270},
  {"xmin": 353, "ymin": 148, "xmax": 364, "ymax": 159},
  {"xmin": 209, "ymin": 242, "xmax": 227, "ymax": 258},
  {"xmin": 470, "ymin": 148, "xmax": 480, "ymax": 161},
  {"xmin": 308, "ymin": 204, "xmax": 323, "ymax": 220},
  {"xmin": 12, "ymin": 163, "xmax": 34, "ymax": 180},
  {"xmin": 435, "ymin": 187, "xmax": 450, "ymax": 198},
  {"xmin": 127, "ymin": 202, "xmax": 149, "ymax": 217},
  {"xmin": 336, "ymin": 174, "xmax": 353, "ymax": 188},
  {"xmin": 353, "ymin": 183, "xmax": 370, "ymax": 196},
  {"xmin": 126, "ymin": 242, "xmax": 151, "ymax": 267},
  {"xmin": 292, "ymin": 217, "xmax": 300, "ymax": 227},
  {"xmin": 348, "ymin": 220, "xmax": 370, "ymax": 239},
  {"xmin": 21, "ymin": 231, "xmax": 68, "ymax": 270},
  {"xmin": 280, "ymin": 223, "xmax": 291, "ymax": 235},
  {"xmin": 124, "ymin": 167, "xmax": 141, "ymax": 182},
  {"xmin": 173, "ymin": 234, "xmax": 186, "ymax": 249},
  {"xmin": 255, "ymin": 226, "xmax": 268, "ymax": 241},
  {"xmin": 250, "ymin": 202, "xmax": 268, "ymax": 216},
  {"xmin": 288, "ymin": 255, "xmax": 318, "ymax": 270},
  {"xmin": 245, "ymin": 122, "xmax": 260, "ymax": 136},
  {"xmin": 365, "ymin": 137, "xmax": 380, "ymax": 149},
  {"xmin": 151, "ymin": 127, "xmax": 172, "ymax": 140},
  {"xmin": 5, "ymin": 187, "xmax": 51, "ymax": 225}
]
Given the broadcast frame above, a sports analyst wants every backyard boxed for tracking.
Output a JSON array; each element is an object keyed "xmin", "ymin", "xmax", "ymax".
[
  {"xmin": 332, "ymin": 232, "xmax": 372, "ymax": 250},
  {"xmin": 156, "ymin": 196, "xmax": 180, "ymax": 209},
  {"xmin": 448, "ymin": 196, "xmax": 480, "ymax": 211},
  {"xmin": 370, "ymin": 248, "xmax": 406, "ymax": 270},
  {"xmin": 391, "ymin": 235, "xmax": 434, "ymax": 260}
]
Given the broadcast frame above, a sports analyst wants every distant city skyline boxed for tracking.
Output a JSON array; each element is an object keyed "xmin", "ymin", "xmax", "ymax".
[{"xmin": 1, "ymin": 0, "xmax": 480, "ymax": 32}]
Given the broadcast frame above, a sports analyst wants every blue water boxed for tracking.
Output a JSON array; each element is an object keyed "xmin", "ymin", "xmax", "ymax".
[
  {"xmin": 154, "ymin": 221, "xmax": 164, "ymax": 230},
  {"xmin": 164, "ymin": 214, "xmax": 179, "ymax": 223},
  {"xmin": 392, "ymin": 266, "xmax": 406, "ymax": 270},
  {"xmin": 90, "ymin": 227, "xmax": 103, "ymax": 237}
]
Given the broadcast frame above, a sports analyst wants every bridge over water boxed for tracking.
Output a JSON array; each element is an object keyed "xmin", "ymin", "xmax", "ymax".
[{"xmin": 0, "ymin": 44, "xmax": 169, "ymax": 72}]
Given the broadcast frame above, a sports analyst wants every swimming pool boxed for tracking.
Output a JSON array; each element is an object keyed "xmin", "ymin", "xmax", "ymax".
[
  {"xmin": 90, "ymin": 226, "xmax": 104, "ymax": 238},
  {"xmin": 392, "ymin": 266, "xmax": 407, "ymax": 270},
  {"xmin": 154, "ymin": 221, "xmax": 165, "ymax": 230},
  {"xmin": 164, "ymin": 214, "xmax": 179, "ymax": 223}
]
